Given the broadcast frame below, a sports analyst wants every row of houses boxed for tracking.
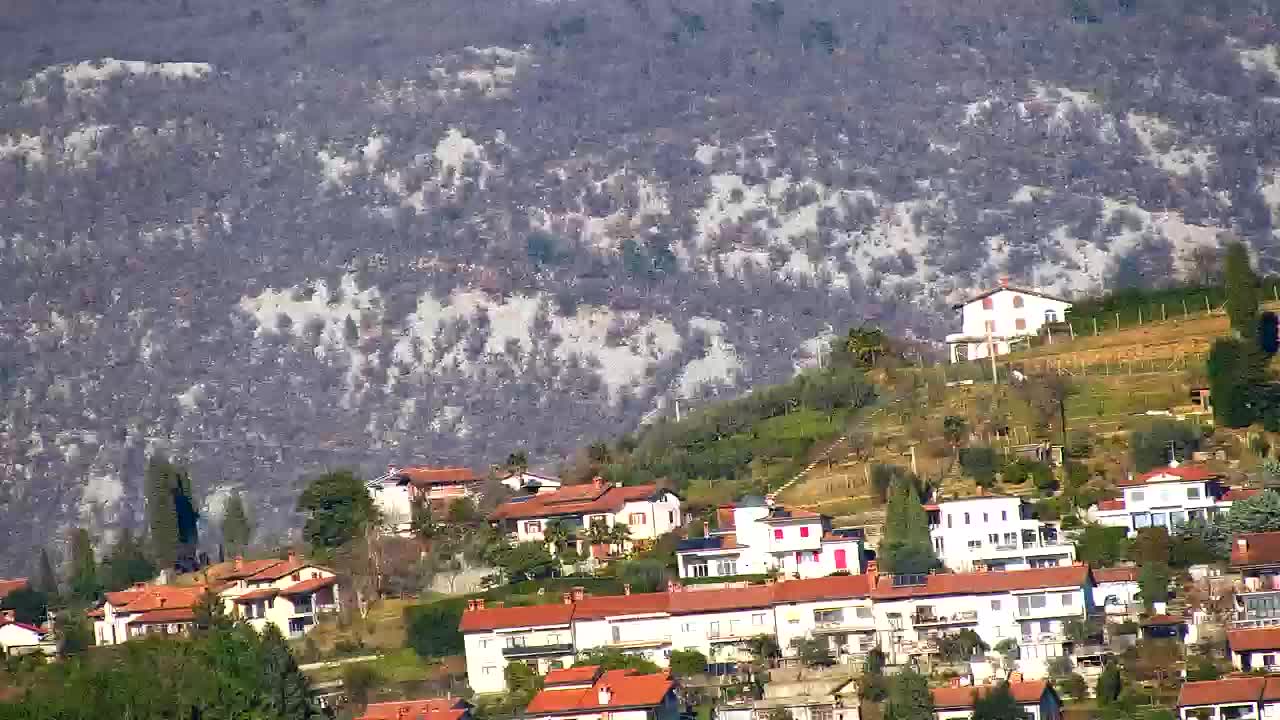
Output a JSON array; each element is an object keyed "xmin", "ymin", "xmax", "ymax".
[
  {"xmin": 92, "ymin": 551, "xmax": 340, "ymax": 646},
  {"xmin": 458, "ymin": 562, "xmax": 1127, "ymax": 694}
]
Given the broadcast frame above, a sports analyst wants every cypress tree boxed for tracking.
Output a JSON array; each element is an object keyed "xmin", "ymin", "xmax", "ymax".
[
  {"xmin": 1209, "ymin": 338, "xmax": 1258, "ymax": 428},
  {"xmin": 222, "ymin": 491, "xmax": 252, "ymax": 557},
  {"xmin": 1226, "ymin": 241, "xmax": 1260, "ymax": 339},
  {"xmin": 102, "ymin": 528, "xmax": 157, "ymax": 591},
  {"xmin": 67, "ymin": 528, "xmax": 101, "ymax": 603},
  {"xmin": 147, "ymin": 456, "xmax": 182, "ymax": 569},
  {"xmin": 260, "ymin": 623, "xmax": 316, "ymax": 719},
  {"xmin": 879, "ymin": 475, "xmax": 940, "ymax": 574},
  {"xmin": 35, "ymin": 547, "xmax": 58, "ymax": 596}
]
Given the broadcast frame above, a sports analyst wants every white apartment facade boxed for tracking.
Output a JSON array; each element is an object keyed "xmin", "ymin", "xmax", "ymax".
[
  {"xmin": 1178, "ymin": 677, "xmax": 1280, "ymax": 720},
  {"xmin": 932, "ymin": 678, "xmax": 1062, "ymax": 720},
  {"xmin": 676, "ymin": 500, "xmax": 864, "ymax": 580},
  {"xmin": 1087, "ymin": 464, "xmax": 1245, "ymax": 536},
  {"xmin": 458, "ymin": 566, "xmax": 1095, "ymax": 694},
  {"xmin": 928, "ymin": 495, "xmax": 1074, "ymax": 572},
  {"xmin": 946, "ymin": 281, "xmax": 1072, "ymax": 362},
  {"xmin": 490, "ymin": 479, "xmax": 682, "ymax": 556}
]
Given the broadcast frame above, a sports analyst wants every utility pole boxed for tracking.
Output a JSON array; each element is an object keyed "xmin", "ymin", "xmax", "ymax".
[
  {"xmin": 675, "ymin": 398, "xmax": 682, "ymax": 423},
  {"xmin": 988, "ymin": 333, "xmax": 999, "ymax": 385}
]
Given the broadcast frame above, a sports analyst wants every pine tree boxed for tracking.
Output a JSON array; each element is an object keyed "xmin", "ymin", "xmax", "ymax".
[
  {"xmin": 222, "ymin": 491, "xmax": 252, "ymax": 557},
  {"xmin": 146, "ymin": 456, "xmax": 182, "ymax": 569},
  {"xmin": 35, "ymin": 547, "xmax": 58, "ymax": 596},
  {"xmin": 1226, "ymin": 241, "xmax": 1260, "ymax": 339},
  {"xmin": 260, "ymin": 624, "xmax": 316, "ymax": 719},
  {"xmin": 67, "ymin": 528, "xmax": 101, "ymax": 603},
  {"xmin": 879, "ymin": 476, "xmax": 939, "ymax": 574}
]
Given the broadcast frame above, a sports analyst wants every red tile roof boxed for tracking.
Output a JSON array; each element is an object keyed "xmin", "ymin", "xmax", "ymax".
[
  {"xmin": 246, "ymin": 557, "xmax": 313, "ymax": 582},
  {"xmin": 210, "ymin": 558, "xmax": 288, "ymax": 581},
  {"xmin": 525, "ymin": 669, "xmax": 674, "ymax": 715},
  {"xmin": 544, "ymin": 666, "xmax": 602, "ymax": 686},
  {"xmin": 0, "ymin": 578, "xmax": 29, "ymax": 601},
  {"xmin": 574, "ymin": 592, "xmax": 670, "ymax": 619},
  {"xmin": 1232, "ymin": 532, "xmax": 1280, "ymax": 567},
  {"xmin": 357, "ymin": 698, "xmax": 470, "ymax": 720},
  {"xmin": 1178, "ymin": 676, "xmax": 1280, "ymax": 707},
  {"xmin": 396, "ymin": 467, "xmax": 480, "ymax": 487},
  {"xmin": 1092, "ymin": 567, "xmax": 1138, "ymax": 583},
  {"xmin": 128, "ymin": 607, "xmax": 197, "ymax": 624},
  {"xmin": 1224, "ymin": 488, "xmax": 1262, "ymax": 502},
  {"xmin": 870, "ymin": 565, "xmax": 1090, "ymax": 600},
  {"xmin": 490, "ymin": 482, "xmax": 663, "ymax": 521},
  {"xmin": 107, "ymin": 584, "xmax": 207, "ymax": 613},
  {"xmin": 1119, "ymin": 465, "xmax": 1219, "ymax": 487},
  {"xmin": 231, "ymin": 588, "xmax": 279, "ymax": 602},
  {"xmin": 931, "ymin": 681, "xmax": 1051, "ymax": 709},
  {"xmin": 773, "ymin": 574, "xmax": 873, "ymax": 604},
  {"xmin": 1095, "ymin": 498, "xmax": 1126, "ymax": 511},
  {"xmin": 459, "ymin": 602, "xmax": 575, "ymax": 632},
  {"xmin": 0, "ymin": 620, "xmax": 45, "ymax": 636},
  {"xmin": 1230, "ymin": 627, "xmax": 1280, "ymax": 652},
  {"xmin": 279, "ymin": 575, "xmax": 337, "ymax": 596},
  {"xmin": 668, "ymin": 585, "xmax": 776, "ymax": 615}
]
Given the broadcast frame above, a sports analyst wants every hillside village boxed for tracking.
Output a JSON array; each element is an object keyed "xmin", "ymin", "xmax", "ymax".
[{"xmin": 12, "ymin": 247, "xmax": 1280, "ymax": 720}]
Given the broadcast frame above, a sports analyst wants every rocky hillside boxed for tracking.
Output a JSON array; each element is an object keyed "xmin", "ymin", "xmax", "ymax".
[{"xmin": 3, "ymin": 0, "xmax": 1280, "ymax": 572}]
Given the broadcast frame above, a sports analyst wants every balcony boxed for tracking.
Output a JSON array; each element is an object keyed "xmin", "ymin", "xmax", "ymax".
[
  {"xmin": 502, "ymin": 643, "xmax": 575, "ymax": 658},
  {"xmin": 708, "ymin": 629, "xmax": 763, "ymax": 642},
  {"xmin": 812, "ymin": 617, "xmax": 875, "ymax": 634},
  {"xmin": 609, "ymin": 635, "xmax": 672, "ymax": 649},
  {"xmin": 1020, "ymin": 633, "xmax": 1066, "ymax": 645},
  {"xmin": 912, "ymin": 610, "xmax": 978, "ymax": 627}
]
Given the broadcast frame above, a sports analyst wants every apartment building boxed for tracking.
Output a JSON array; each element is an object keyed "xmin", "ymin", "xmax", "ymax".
[
  {"xmin": 931, "ymin": 677, "xmax": 1061, "ymax": 720},
  {"xmin": 368, "ymin": 465, "xmax": 483, "ymax": 534},
  {"xmin": 217, "ymin": 552, "xmax": 340, "ymax": 638},
  {"xmin": 1232, "ymin": 532, "xmax": 1280, "ymax": 628},
  {"xmin": 1229, "ymin": 627, "xmax": 1280, "ymax": 672},
  {"xmin": 927, "ymin": 494, "xmax": 1073, "ymax": 571},
  {"xmin": 1178, "ymin": 676, "xmax": 1280, "ymax": 720},
  {"xmin": 94, "ymin": 583, "xmax": 208, "ymax": 645},
  {"xmin": 459, "ymin": 566, "xmax": 1095, "ymax": 694},
  {"xmin": 676, "ymin": 498, "xmax": 864, "ymax": 580},
  {"xmin": 490, "ymin": 478, "xmax": 682, "ymax": 556},
  {"xmin": 1087, "ymin": 464, "xmax": 1249, "ymax": 536},
  {"xmin": 524, "ymin": 666, "xmax": 679, "ymax": 720}
]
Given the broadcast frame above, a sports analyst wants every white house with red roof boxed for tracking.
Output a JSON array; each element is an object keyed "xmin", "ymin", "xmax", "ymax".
[
  {"xmin": 1091, "ymin": 567, "xmax": 1141, "ymax": 614},
  {"xmin": 676, "ymin": 498, "xmax": 864, "ymax": 580},
  {"xmin": 931, "ymin": 676, "xmax": 1061, "ymax": 720},
  {"xmin": 461, "ymin": 595, "xmax": 578, "ymax": 693},
  {"xmin": 94, "ymin": 582, "xmax": 209, "ymax": 645},
  {"xmin": 0, "ymin": 617, "xmax": 51, "ymax": 656},
  {"xmin": 1087, "ymin": 463, "xmax": 1247, "ymax": 536},
  {"xmin": 523, "ymin": 666, "xmax": 679, "ymax": 720},
  {"xmin": 1231, "ymin": 531, "xmax": 1280, "ymax": 628},
  {"xmin": 1177, "ymin": 676, "xmax": 1280, "ymax": 720},
  {"xmin": 927, "ymin": 493, "xmax": 1073, "ymax": 572},
  {"xmin": 355, "ymin": 697, "xmax": 472, "ymax": 720},
  {"xmin": 489, "ymin": 478, "xmax": 682, "ymax": 557},
  {"xmin": 945, "ymin": 280, "xmax": 1072, "ymax": 362},
  {"xmin": 369, "ymin": 465, "xmax": 483, "ymax": 535},
  {"xmin": 1228, "ymin": 626, "xmax": 1280, "ymax": 672},
  {"xmin": 217, "ymin": 552, "xmax": 340, "ymax": 638}
]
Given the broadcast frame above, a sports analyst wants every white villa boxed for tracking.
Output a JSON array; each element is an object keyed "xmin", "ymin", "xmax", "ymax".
[
  {"xmin": 1087, "ymin": 463, "xmax": 1249, "ymax": 536},
  {"xmin": 927, "ymin": 494, "xmax": 1074, "ymax": 572},
  {"xmin": 946, "ymin": 279, "xmax": 1072, "ymax": 362},
  {"xmin": 217, "ymin": 552, "xmax": 341, "ymax": 639},
  {"xmin": 676, "ymin": 498, "xmax": 864, "ymax": 580}
]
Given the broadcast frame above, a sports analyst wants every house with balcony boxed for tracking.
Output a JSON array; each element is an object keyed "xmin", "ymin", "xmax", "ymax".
[
  {"xmin": 523, "ymin": 665, "xmax": 679, "ymax": 720},
  {"xmin": 669, "ymin": 584, "xmax": 779, "ymax": 664},
  {"xmin": 772, "ymin": 574, "xmax": 876, "ymax": 664},
  {"xmin": 1091, "ymin": 567, "xmax": 1140, "ymax": 615},
  {"xmin": 490, "ymin": 478, "xmax": 682, "ymax": 558},
  {"xmin": 94, "ymin": 582, "xmax": 208, "ymax": 646},
  {"xmin": 368, "ymin": 465, "xmax": 483, "ymax": 535},
  {"xmin": 1231, "ymin": 532, "xmax": 1280, "ymax": 628},
  {"xmin": 1087, "ymin": 464, "xmax": 1248, "ymax": 537},
  {"xmin": 931, "ymin": 676, "xmax": 1061, "ymax": 720},
  {"xmin": 676, "ymin": 499, "xmax": 864, "ymax": 580},
  {"xmin": 1229, "ymin": 627, "xmax": 1280, "ymax": 672},
  {"xmin": 573, "ymin": 588, "xmax": 674, "ymax": 666},
  {"xmin": 945, "ymin": 279, "xmax": 1072, "ymax": 363},
  {"xmin": 927, "ymin": 494, "xmax": 1074, "ymax": 571},
  {"xmin": 750, "ymin": 667, "xmax": 862, "ymax": 720},
  {"xmin": 1177, "ymin": 676, "xmax": 1280, "ymax": 720},
  {"xmin": 461, "ymin": 597, "xmax": 578, "ymax": 694},
  {"xmin": 869, "ymin": 564, "xmax": 1094, "ymax": 678},
  {"xmin": 217, "ymin": 552, "xmax": 340, "ymax": 639}
]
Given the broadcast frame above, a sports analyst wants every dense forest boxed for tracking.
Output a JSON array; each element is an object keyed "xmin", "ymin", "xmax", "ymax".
[{"xmin": 5, "ymin": 0, "xmax": 1280, "ymax": 572}]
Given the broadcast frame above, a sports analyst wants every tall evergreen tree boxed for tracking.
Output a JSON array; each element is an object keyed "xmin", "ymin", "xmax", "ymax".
[
  {"xmin": 66, "ymin": 528, "xmax": 101, "ymax": 604},
  {"xmin": 102, "ymin": 528, "xmax": 157, "ymax": 592},
  {"xmin": 222, "ymin": 491, "xmax": 253, "ymax": 557},
  {"xmin": 879, "ymin": 476, "xmax": 939, "ymax": 574},
  {"xmin": 1226, "ymin": 241, "xmax": 1260, "ymax": 339},
  {"xmin": 35, "ymin": 547, "xmax": 58, "ymax": 596},
  {"xmin": 259, "ymin": 624, "xmax": 315, "ymax": 719},
  {"xmin": 146, "ymin": 456, "xmax": 201, "ymax": 570}
]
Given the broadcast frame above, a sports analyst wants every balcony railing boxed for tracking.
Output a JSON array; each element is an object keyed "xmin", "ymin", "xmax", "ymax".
[
  {"xmin": 609, "ymin": 635, "xmax": 672, "ymax": 649},
  {"xmin": 1020, "ymin": 633, "xmax": 1066, "ymax": 645},
  {"xmin": 913, "ymin": 610, "xmax": 978, "ymax": 626},
  {"xmin": 1233, "ymin": 614, "xmax": 1280, "ymax": 628},
  {"xmin": 708, "ymin": 629, "xmax": 760, "ymax": 642},
  {"xmin": 502, "ymin": 643, "xmax": 575, "ymax": 658},
  {"xmin": 813, "ymin": 617, "xmax": 875, "ymax": 633}
]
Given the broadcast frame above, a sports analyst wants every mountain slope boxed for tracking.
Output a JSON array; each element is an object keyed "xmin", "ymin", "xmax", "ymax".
[{"xmin": 3, "ymin": 0, "xmax": 1280, "ymax": 571}]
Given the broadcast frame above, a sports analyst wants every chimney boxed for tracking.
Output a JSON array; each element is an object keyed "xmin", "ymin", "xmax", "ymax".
[
  {"xmin": 494, "ymin": 601, "xmax": 505, "ymax": 608},
  {"xmin": 133, "ymin": 582, "xmax": 147, "ymax": 590},
  {"xmin": 998, "ymin": 276, "xmax": 1010, "ymax": 288},
  {"xmin": 592, "ymin": 476, "xmax": 604, "ymax": 489},
  {"xmin": 598, "ymin": 686, "xmax": 613, "ymax": 706},
  {"xmin": 572, "ymin": 586, "xmax": 585, "ymax": 602},
  {"xmin": 287, "ymin": 549, "xmax": 298, "ymax": 563},
  {"xmin": 234, "ymin": 555, "xmax": 244, "ymax": 571},
  {"xmin": 476, "ymin": 599, "xmax": 485, "ymax": 610},
  {"xmin": 562, "ymin": 592, "xmax": 573, "ymax": 605},
  {"xmin": 976, "ymin": 486, "xmax": 984, "ymax": 496},
  {"xmin": 1239, "ymin": 538, "xmax": 1250, "ymax": 552},
  {"xmin": 623, "ymin": 583, "xmax": 632, "ymax": 596},
  {"xmin": 398, "ymin": 706, "xmax": 411, "ymax": 720},
  {"xmin": 950, "ymin": 677, "xmax": 962, "ymax": 688},
  {"xmin": 159, "ymin": 597, "xmax": 168, "ymax": 608},
  {"xmin": 866, "ymin": 560, "xmax": 879, "ymax": 585},
  {"xmin": 1008, "ymin": 671, "xmax": 1023, "ymax": 683}
]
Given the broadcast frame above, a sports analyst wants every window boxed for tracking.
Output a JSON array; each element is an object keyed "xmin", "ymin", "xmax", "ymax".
[
  {"xmin": 1003, "ymin": 532, "xmax": 1017, "ymax": 547},
  {"xmin": 1187, "ymin": 487, "xmax": 1201, "ymax": 500},
  {"xmin": 483, "ymin": 666, "xmax": 496, "ymax": 676},
  {"xmin": 991, "ymin": 600, "xmax": 1002, "ymax": 611},
  {"xmin": 812, "ymin": 551, "xmax": 821, "ymax": 561},
  {"xmin": 668, "ymin": 511, "xmax": 676, "ymax": 523},
  {"xmin": 835, "ymin": 549, "xmax": 848, "ymax": 570},
  {"xmin": 982, "ymin": 298, "xmax": 994, "ymax": 310},
  {"xmin": 1040, "ymin": 620, "xmax": 1052, "ymax": 633},
  {"xmin": 291, "ymin": 573, "xmax": 301, "ymax": 582},
  {"xmin": 988, "ymin": 534, "xmax": 999, "ymax": 544},
  {"xmin": 984, "ymin": 320, "xmax": 996, "ymax": 333},
  {"xmin": 525, "ymin": 521, "xmax": 542, "ymax": 534},
  {"xmin": 1001, "ymin": 511, "xmax": 1008, "ymax": 521},
  {"xmin": 1013, "ymin": 295, "xmax": 1025, "ymax": 308},
  {"xmin": 1045, "ymin": 310, "xmax": 1059, "ymax": 323},
  {"xmin": 1266, "ymin": 654, "xmax": 1277, "ymax": 667},
  {"xmin": 947, "ymin": 515, "xmax": 952, "ymax": 529},
  {"xmin": 729, "ymin": 619, "xmax": 741, "ymax": 635},
  {"xmin": 716, "ymin": 559, "xmax": 737, "ymax": 576},
  {"xmin": 964, "ymin": 512, "xmax": 970, "ymax": 524},
  {"xmin": 795, "ymin": 552, "xmax": 803, "ymax": 565},
  {"xmin": 856, "ymin": 607, "xmax": 873, "ymax": 619},
  {"xmin": 1130, "ymin": 490, "xmax": 1145, "ymax": 503},
  {"xmin": 629, "ymin": 513, "xmax": 647, "ymax": 525},
  {"xmin": 774, "ymin": 529, "xmax": 784, "ymax": 540},
  {"xmin": 1015, "ymin": 318, "xmax": 1027, "ymax": 331},
  {"xmin": 1018, "ymin": 594, "xmax": 1048, "ymax": 614},
  {"xmin": 983, "ymin": 513, "xmax": 989, "ymax": 522},
  {"xmin": 800, "ymin": 526, "xmax": 810, "ymax": 538},
  {"xmin": 681, "ymin": 623, "xmax": 695, "ymax": 633},
  {"xmin": 968, "ymin": 540, "xmax": 982, "ymax": 549},
  {"xmin": 709, "ymin": 621, "xmax": 720, "ymax": 637},
  {"xmin": 480, "ymin": 638, "xmax": 492, "ymax": 649},
  {"xmin": 1151, "ymin": 512, "xmax": 1168, "ymax": 528},
  {"xmin": 1133, "ymin": 512, "xmax": 1151, "ymax": 529},
  {"xmin": 934, "ymin": 537, "xmax": 944, "ymax": 552},
  {"xmin": 752, "ymin": 613, "xmax": 766, "ymax": 626},
  {"xmin": 507, "ymin": 636, "xmax": 526, "ymax": 648},
  {"xmin": 612, "ymin": 626, "xmax": 622, "ymax": 642},
  {"xmin": 1060, "ymin": 592, "xmax": 1075, "ymax": 607},
  {"xmin": 690, "ymin": 563, "xmax": 709, "ymax": 578}
]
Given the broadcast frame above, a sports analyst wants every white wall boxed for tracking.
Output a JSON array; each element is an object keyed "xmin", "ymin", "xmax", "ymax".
[
  {"xmin": 370, "ymin": 481, "xmax": 414, "ymax": 532},
  {"xmin": 931, "ymin": 498, "xmax": 1072, "ymax": 572},
  {"xmin": 955, "ymin": 289, "xmax": 1071, "ymax": 361},
  {"xmin": 574, "ymin": 614, "xmax": 673, "ymax": 666},
  {"xmin": 672, "ymin": 607, "xmax": 776, "ymax": 662},
  {"xmin": 0, "ymin": 624, "xmax": 43, "ymax": 653},
  {"xmin": 774, "ymin": 597, "xmax": 876, "ymax": 661}
]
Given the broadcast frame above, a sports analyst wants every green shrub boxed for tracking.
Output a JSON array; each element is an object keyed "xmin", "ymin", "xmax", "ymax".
[{"xmin": 404, "ymin": 597, "xmax": 467, "ymax": 658}]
